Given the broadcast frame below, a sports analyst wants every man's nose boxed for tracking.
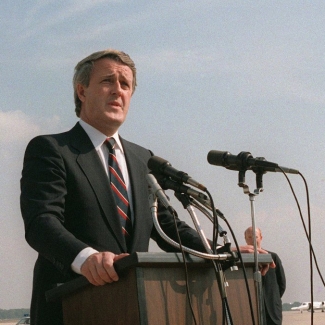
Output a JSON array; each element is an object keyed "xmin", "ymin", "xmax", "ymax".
[{"xmin": 111, "ymin": 81, "xmax": 122, "ymax": 95}]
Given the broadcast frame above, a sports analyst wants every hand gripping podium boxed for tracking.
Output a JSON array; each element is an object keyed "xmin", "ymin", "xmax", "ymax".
[{"xmin": 46, "ymin": 252, "xmax": 272, "ymax": 325}]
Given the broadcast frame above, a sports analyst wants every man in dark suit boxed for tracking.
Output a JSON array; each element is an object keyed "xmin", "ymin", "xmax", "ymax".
[
  {"xmin": 21, "ymin": 49, "xmax": 273, "ymax": 325},
  {"xmin": 20, "ymin": 49, "xmax": 217, "ymax": 325},
  {"xmin": 244, "ymin": 227, "xmax": 286, "ymax": 325}
]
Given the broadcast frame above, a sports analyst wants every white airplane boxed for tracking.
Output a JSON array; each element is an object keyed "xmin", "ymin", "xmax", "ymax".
[{"xmin": 291, "ymin": 301, "xmax": 325, "ymax": 313}]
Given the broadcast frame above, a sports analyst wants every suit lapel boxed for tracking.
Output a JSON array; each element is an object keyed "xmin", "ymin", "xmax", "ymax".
[
  {"xmin": 121, "ymin": 138, "xmax": 152, "ymax": 250},
  {"xmin": 69, "ymin": 123, "xmax": 127, "ymax": 251}
]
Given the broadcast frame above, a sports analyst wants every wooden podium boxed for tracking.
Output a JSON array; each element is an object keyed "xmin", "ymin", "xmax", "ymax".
[{"xmin": 46, "ymin": 252, "xmax": 272, "ymax": 325}]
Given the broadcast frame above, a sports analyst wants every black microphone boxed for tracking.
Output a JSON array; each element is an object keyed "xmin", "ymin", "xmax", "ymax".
[
  {"xmin": 158, "ymin": 177, "xmax": 209, "ymax": 200},
  {"xmin": 207, "ymin": 150, "xmax": 299, "ymax": 174},
  {"xmin": 148, "ymin": 156, "xmax": 207, "ymax": 191},
  {"xmin": 146, "ymin": 174, "xmax": 173, "ymax": 211}
]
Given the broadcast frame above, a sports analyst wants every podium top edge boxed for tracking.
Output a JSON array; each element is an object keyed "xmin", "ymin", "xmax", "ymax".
[
  {"xmin": 45, "ymin": 252, "xmax": 272, "ymax": 302},
  {"xmin": 125, "ymin": 252, "xmax": 272, "ymax": 264}
]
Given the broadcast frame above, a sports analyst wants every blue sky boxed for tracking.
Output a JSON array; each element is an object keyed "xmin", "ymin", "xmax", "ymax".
[{"xmin": 1, "ymin": 1, "xmax": 325, "ymax": 309}]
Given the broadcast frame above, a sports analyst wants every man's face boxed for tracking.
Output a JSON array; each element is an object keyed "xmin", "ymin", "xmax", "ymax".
[
  {"xmin": 78, "ymin": 58, "xmax": 133, "ymax": 135},
  {"xmin": 245, "ymin": 228, "xmax": 262, "ymax": 248}
]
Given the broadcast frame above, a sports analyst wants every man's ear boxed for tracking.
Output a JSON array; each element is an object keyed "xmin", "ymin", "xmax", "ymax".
[{"xmin": 76, "ymin": 84, "xmax": 86, "ymax": 103}]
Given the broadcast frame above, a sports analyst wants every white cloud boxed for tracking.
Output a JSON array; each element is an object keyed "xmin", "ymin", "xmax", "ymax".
[
  {"xmin": 0, "ymin": 111, "xmax": 63, "ymax": 162},
  {"xmin": 17, "ymin": 0, "xmax": 121, "ymax": 41},
  {"xmin": 0, "ymin": 110, "xmax": 41, "ymax": 144},
  {"xmin": 0, "ymin": 110, "xmax": 63, "ymax": 143},
  {"xmin": 136, "ymin": 42, "xmax": 325, "ymax": 106}
]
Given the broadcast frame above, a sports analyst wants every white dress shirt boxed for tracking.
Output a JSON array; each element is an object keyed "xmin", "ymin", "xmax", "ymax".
[{"xmin": 71, "ymin": 120, "xmax": 134, "ymax": 274}]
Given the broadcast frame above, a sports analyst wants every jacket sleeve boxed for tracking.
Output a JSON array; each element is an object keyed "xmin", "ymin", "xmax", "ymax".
[
  {"xmin": 274, "ymin": 253, "xmax": 286, "ymax": 297},
  {"xmin": 20, "ymin": 135, "xmax": 88, "ymax": 276}
]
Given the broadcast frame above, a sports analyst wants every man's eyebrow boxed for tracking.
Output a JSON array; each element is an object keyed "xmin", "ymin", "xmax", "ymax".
[
  {"xmin": 101, "ymin": 73, "xmax": 115, "ymax": 78},
  {"xmin": 101, "ymin": 72, "xmax": 130, "ymax": 79}
]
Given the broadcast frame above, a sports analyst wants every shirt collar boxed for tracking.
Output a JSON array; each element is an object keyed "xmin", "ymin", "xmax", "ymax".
[{"xmin": 79, "ymin": 120, "xmax": 124, "ymax": 153}]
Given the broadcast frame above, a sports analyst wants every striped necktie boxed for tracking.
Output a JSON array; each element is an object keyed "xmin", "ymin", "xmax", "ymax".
[{"xmin": 106, "ymin": 138, "xmax": 132, "ymax": 245}]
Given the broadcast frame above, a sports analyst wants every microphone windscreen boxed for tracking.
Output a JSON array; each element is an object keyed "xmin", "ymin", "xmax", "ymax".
[
  {"xmin": 207, "ymin": 150, "xmax": 227, "ymax": 166},
  {"xmin": 148, "ymin": 156, "xmax": 169, "ymax": 171}
]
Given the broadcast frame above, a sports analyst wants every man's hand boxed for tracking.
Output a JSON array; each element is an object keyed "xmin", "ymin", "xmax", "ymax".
[
  {"xmin": 237, "ymin": 245, "xmax": 276, "ymax": 276},
  {"xmin": 80, "ymin": 252, "xmax": 129, "ymax": 286}
]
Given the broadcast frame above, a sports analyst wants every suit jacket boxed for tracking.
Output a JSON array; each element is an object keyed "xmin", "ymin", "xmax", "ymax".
[
  {"xmin": 20, "ymin": 122, "xmax": 206, "ymax": 325},
  {"xmin": 263, "ymin": 250, "xmax": 286, "ymax": 325}
]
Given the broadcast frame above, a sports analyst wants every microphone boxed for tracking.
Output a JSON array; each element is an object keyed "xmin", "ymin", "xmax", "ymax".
[
  {"xmin": 146, "ymin": 173, "xmax": 174, "ymax": 212},
  {"xmin": 207, "ymin": 150, "xmax": 299, "ymax": 174},
  {"xmin": 158, "ymin": 177, "xmax": 209, "ymax": 200},
  {"xmin": 148, "ymin": 156, "xmax": 207, "ymax": 191}
]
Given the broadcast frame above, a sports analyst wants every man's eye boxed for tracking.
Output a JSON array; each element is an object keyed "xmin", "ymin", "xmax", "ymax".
[{"xmin": 121, "ymin": 81, "xmax": 130, "ymax": 89}]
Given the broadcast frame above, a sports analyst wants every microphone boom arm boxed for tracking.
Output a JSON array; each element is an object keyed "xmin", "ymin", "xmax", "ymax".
[
  {"xmin": 174, "ymin": 192, "xmax": 213, "ymax": 253},
  {"xmin": 148, "ymin": 193, "xmax": 231, "ymax": 261}
]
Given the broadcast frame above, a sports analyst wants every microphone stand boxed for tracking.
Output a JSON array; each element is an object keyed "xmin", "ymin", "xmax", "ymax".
[
  {"xmin": 174, "ymin": 192, "xmax": 213, "ymax": 253},
  {"xmin": 238, "ymin": 168, "xmax": 266, "ymax": 325},
  {"xmin": 146, "ymin": 175, "xmax": 237, "ymax": 324},
  {"xmin": 190, "ymin": 196, "xmax": 238, "ymax": 272},
  {"xmin": 147, "ymin": 193, "xmax": 231, "ymax": 261},
  {"xmin": 174, "ymin": 192, "xmax": 235, "ymax": 325}
]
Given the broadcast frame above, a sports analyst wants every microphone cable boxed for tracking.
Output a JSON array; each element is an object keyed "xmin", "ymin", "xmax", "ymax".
[
  {"xmin": 279, "ymin": 168, "xmax": 325, "ymax": 325},
  {"xmin": 170, "ymin": 208, "xmax": 199, "ymax": 325},
  {"xmin": 192, "ymin": 196, "xmax": 257, "ymax": 325}
]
